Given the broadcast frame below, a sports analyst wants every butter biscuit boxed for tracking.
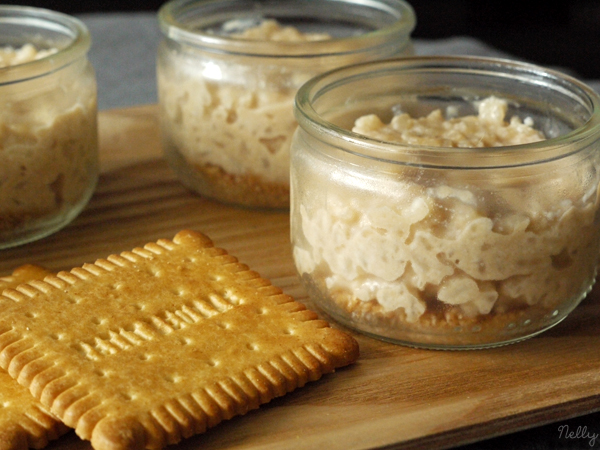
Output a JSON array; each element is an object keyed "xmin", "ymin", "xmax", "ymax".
[
  {"xmin": 0, "ymin": 230, "xmax": 359, "ymax": 450},
  {"xmin": 0, "ymin": 264, "xmax": 69, "ymax": 450}
]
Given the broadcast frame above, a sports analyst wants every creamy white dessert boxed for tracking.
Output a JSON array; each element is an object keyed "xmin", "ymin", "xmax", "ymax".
[
  {"xmin": 293, "ymin": 97, "xmax": 600, "ymax": 339},
  {"xmin": 353, "ymin": 97, "xmax": 545, "ymax": 147},
  {"xmin": 0, "ymin": 45, "xmax": 97, "ymax": 241},
  {"xmin": 231, "ymin": 18, "xmax": 330, "ymax": 42},
  {"xmin": 158, "ymin": 19, "xmax": 331, "ymax": 208},
  {"xmin": 0, "ymin": 43, "xmax": 57, "ymax": 68}
]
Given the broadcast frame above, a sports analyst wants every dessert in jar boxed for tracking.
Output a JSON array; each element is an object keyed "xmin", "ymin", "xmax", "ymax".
[
  {"xmin": 290, "ymin": 56, "xmax": 600, "ymax": 349},
  {"xmin": 0, "ymin": 6, "xmax": 98, "ymax": 249},
  {"xmin": 157, "ymin": 0, "xmax": 415, "ymax": 209}
]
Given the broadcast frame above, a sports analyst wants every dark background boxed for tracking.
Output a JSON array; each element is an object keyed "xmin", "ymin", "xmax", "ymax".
[{"xmin": 9, "ymin": 0, "xmax": 600, "ymax": 79}]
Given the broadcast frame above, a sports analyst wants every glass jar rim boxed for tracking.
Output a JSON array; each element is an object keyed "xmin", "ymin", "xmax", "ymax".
[
  {"xmin": 157, "ymin": 0, "xmax": 415, "ymax": 57},
  {"xmin": 0, "ymin": 5, "xmax": 90, "ymax": 85},
  {"xmin": 294, "ymin": 55, "xmax": 600, "ymax": 169}
]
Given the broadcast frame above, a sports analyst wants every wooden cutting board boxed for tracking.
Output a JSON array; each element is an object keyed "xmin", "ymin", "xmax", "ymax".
[{"xmin": 1, "ymin": 104, "xmax": 599, "ymax": 450}]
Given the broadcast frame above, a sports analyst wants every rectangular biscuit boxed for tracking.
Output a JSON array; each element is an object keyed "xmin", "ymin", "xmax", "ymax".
[
  {"xmin": 0, "ymin": 265, "xmax": 70, "ymax": 450},
  {"xmin": 0, "ymin": 230, "xmax": 359, "ymax": 450}
]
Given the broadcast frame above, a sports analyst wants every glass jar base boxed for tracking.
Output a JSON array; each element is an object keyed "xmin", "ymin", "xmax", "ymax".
[
  {"xmin": 317, "ymin": 303, "xmax": 570, "ymax": 350},
  {"xmin": 164, "ymin": 145, "xmax": 290, "ymax": 210},
  {"xmin": 0, "ymin": 186, "xmax": 96, "ymax": 250},
  {"xmin": 300, "ymin": 274, "xmax": 585, "ymax": 350}
]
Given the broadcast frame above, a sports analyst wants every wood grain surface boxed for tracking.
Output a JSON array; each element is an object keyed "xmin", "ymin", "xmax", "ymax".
[{"xmin": 1, "ymin": 104, "xmax": 599, "ymax": 450}]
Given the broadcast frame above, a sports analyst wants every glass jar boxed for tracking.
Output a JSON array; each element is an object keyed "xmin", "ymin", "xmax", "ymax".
[
  {"xmin": 157, "ymin": 0, "xmax": 415, "ymax": 209},
  {"xmin": 0, "ymin": 6, "xmax": 98, "ymax": 249},
  {"xmin": 291, "ymin": 56, "xmax": 600, "ymax": 349}
]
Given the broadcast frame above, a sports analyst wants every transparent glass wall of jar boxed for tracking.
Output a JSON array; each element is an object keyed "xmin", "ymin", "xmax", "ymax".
[
  {"xmin": 291, "ymin": 56, "xmax": 600, "ymax": 349},
  {"xmin": 157, "ymin": 0, "xmax": 415, "ymax": 209},
  {"xmin": 0, "ymin": 6, "xmax": 98, "ymax": 249}
]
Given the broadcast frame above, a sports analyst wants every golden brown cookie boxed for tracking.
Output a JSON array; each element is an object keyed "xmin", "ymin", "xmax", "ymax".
[
  {"xmin": 0, "ymin": 264, "xmax": 69, "ymax": 450},
  {"xmin": 0, "ymin": 371, "xmax": 69, "ymax": 450},
  {"xmin": 0, "ymin": 230, "xmax": 359, "ymax": 450}
]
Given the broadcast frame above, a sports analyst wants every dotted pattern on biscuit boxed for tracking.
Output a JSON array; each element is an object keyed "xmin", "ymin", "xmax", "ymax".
[{"xmin": 0, "ymin": 230, "xmax": 358, "ymax": 450}]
